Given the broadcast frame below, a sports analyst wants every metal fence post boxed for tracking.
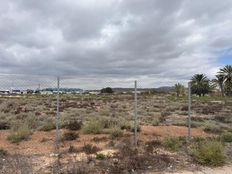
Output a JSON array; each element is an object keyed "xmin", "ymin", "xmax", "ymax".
[
  {"xmin": 188, "ymin": 82, "xmax": 192, "ymax": 140},
  {"xmin": 134, "ymin": 80, "xmax": 138, "ymax": 147},
  {"xmin": 55, "ymin": 76, "xmax": 60, "ymax": 153}
]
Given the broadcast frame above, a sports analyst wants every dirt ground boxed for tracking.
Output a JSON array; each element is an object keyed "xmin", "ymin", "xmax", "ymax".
[
  {"xmin": 151, "ymin": 165, "xmax": 232, "ymax": 174},
  {"xmin": 0, "ymin": 94, "xmax": 232, "ymax": 173},
  {"xmin": 0, "ymin": 125, "xmax": 208, "ymax": 156},
  {"xmin": 0, "ymin": 125, "xmax": 212, "ymax": 173}
]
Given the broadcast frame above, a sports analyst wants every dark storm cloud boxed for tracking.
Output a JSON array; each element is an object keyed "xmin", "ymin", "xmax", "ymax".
[{"xmin": 0, "ymin": 0, "xmax": 232, "ymax": 87}]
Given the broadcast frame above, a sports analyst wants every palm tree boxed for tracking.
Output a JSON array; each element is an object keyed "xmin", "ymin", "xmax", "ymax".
[
  {"xmin": 211, "ymin": 74, "xmax": 225, "ymax": 97},
  {"xmin": 191, "ymin": 74, "xmax": 210, "ymax": 97},
  {"xmin": 218, "ymin": 65, "xmax": 232, "ymax": 96},
  {"xmin": 174, "ymin": 83, "xmax": 185, "ymax": 97}
]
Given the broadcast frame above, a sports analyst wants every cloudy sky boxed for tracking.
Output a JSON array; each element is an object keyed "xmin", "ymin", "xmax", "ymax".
[{"xmin": 0, "ymin": 0, "xmax": 232, "ymax": 88}]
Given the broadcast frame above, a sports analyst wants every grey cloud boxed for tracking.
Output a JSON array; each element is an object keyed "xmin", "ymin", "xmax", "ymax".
[{"xmin": 0, "ymin": 0, "xmax": 232, "ymax": 87}]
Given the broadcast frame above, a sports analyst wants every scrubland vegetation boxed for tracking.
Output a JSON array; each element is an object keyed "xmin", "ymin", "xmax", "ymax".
[{"xmin": 0, "ymin": 65, "xmax": 232, "ymax": 173}]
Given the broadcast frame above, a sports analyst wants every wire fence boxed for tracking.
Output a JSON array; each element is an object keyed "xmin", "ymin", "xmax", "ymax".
[{"xmin": 0, "ymin": 74, "xmax": 140, "ymax": 154}]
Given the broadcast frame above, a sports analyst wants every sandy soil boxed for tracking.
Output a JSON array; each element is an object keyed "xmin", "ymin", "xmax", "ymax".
[
  {"xmin": 0, "ymin": 125, "xmax": 208, "ymax": 156},
  {"xmin": 148, "ymin": 165, "xmax": 232, "ymax": 174}
]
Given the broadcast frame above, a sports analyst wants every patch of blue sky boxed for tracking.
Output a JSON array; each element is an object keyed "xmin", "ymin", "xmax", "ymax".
[{"xmin": 217, "ymin": 48, "xmax": 232, "ymax": 65}]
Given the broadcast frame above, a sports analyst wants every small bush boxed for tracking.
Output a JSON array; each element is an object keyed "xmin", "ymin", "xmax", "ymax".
[
  {"xmin": 192, "ymin": 141, "xmax": 225, "ymax": 166},
  {"xmin": 0, "ymin": 121, "xmax": 10, "ymax": 130},
  {"xmin": 68, "ymin": 145, "xmax": 79, "ymax": 153},
  {"xmin": 62, "ymin": 132, "xmax": 79, "ymax": 141},
  {"xmin": 145, "ymin": 140, "xmax": 162, "ymax": 153},
  {"xmin": 131, "ymin": 126, "xmax": 141, "ymax": 133},
  {"xmin": 39, "ymin": 121, "xmax": 56, "ymax": 131},
  {"xmin": 222, "ymin": 133, "xmax": 232, "ymax": 142},
  {"xmin": 119, "ymin": 120, "xmax": 131, "ymax": 131},
  {"xmin": 82, "ymin": 119, "xmax": 103, "ymax": 134},
  {"xmin": 7, "ymin": 125, "xmax": 31, "ymax": 143},
  {"xmin": 101, "ymin": 117, "xmax": 118, "ymax": 129},
  {"xmin": 0, "ymin": 148, "xmax": 7, "ymax": 157},
  {"xmin": 96, "ymin": 153, "xmax": 106, "ymax": 160},
  {"xmin": 64, "ymin": 120, "xmax": 82, "ymax": 131},
  {"xmin": 82, "ymin": 144, "xmax": 100, "ymax": 154},
  {"xmin": 109, "ymin": 126, "xmax": 123, "ymax": 139},
  {"xmin": 162, "ymin": 136, "xmax": 185, "ymax": 152}
]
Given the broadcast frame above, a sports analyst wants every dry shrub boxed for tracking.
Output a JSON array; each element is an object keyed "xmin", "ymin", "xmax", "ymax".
[
  {"xmin": 109, "ymin": 126, "xmax": 123, "ymax": 139},
  {"xmin": 82, "ymin": 144, "xmax": 100, "ymax": 154},
  {"xmin": 109, "ymin": 142, "xmax": 173, "ymax": 174},
  {"xmin": 39, "ymin": 121, "xmax": 56, "ymax": 131},
  {"xmin": 7, "ymin": 124, "xmax": 31, "ymax": 144},
  {"xmin": 57, "ymin": 161, "xmax": 92, "ymax": 174},
  {"xmin": 68, "ymin": 145, "xmax": 79, "ymax": 153},
  {"xmin": 62, "ymin": 132, "xmax": 79, "ymax": 141},
  {"xmin": 0, "ymin": 121, "xmax": 10, "ymax": 130},
  {"xmin": 64, "ymin": 120, "xmax": 82, "ymax": 131},
  {"xmin": 145, "ymin": 140, "xmax": 162, "ymax": 153},
  {"xmin": 203, "ymin": 125, "xmax": 223, "ymax": 134},
  {"xmin": 82, "ymin": 118, "xmax": 103, "ymax": 134},
  {"xmin": 0, "ymin": 148, "xmax": 7, "ymax": 157}
]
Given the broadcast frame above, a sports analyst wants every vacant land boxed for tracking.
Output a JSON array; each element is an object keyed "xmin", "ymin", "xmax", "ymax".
[{"xmin": 0, "ymin": 93, "xmax": 232, "ymax": 173}]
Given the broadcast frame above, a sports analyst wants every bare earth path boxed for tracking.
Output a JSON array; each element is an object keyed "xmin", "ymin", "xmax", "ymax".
[{"xmin": 148, "ymin": 165, "xmax": 232, "ymax": 174}]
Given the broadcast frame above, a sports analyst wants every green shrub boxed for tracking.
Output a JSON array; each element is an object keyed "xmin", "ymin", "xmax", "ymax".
[
  {"xmin": 82, "ymin": 119, "xmax": 103, "ymax": 134},
  {"xmin": 7, "ymin": 125, "xmax": 31, "ymax": 143},
  {"xmin": 96, "ymin": 153, "xmax": 106, "ymax": 160},
  {"xmin": 222, "ymin": 133, "xmax": 232, "ymax": 142},
  {"xmin": 109, "ymin": 126, "xmax": 123, "ymax": 139},
  {"xmin": 192, "ymin": 141, "xmax": 225, "ymax": 166},
  {"xmin": 162, "ymin": 136, "xmax": 185, "ymax": 152},
  {"xmin": 39, "ymin": 121, "xmax": 56, "ymax": 131},
  {"xmin": 62, "ymin": 132, "xmax": 79, "ymax": 141}
]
